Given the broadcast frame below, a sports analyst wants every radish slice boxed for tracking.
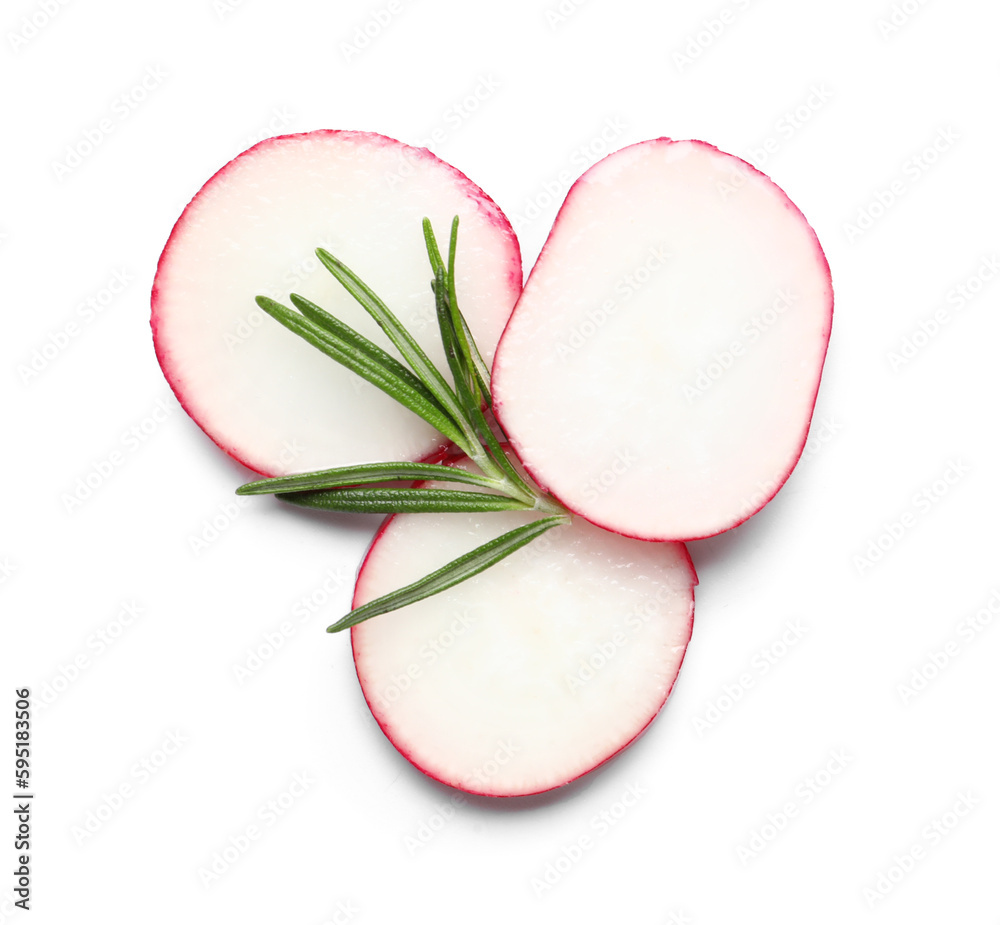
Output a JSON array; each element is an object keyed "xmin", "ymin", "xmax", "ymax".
[
  {"xmin": 492, "ymin": 139, "xmax": 833, "ymax": 541},
  {"xmin": 351, "ymin": 476, "xmax": 696, "ymax": 797},
  {"xmin": 152, "ymin": 130, "xmax": 521, "ymax": 477}
]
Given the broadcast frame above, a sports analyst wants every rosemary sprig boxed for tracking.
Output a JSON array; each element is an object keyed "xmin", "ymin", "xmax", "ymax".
[
  {"xmin": 237, "ymin": 216, "xmax": 570, "ymax": 629},
  {"xmin": 237, "ymin": 461, "xmax": 504, "ymax": 495},
  {"xmin": 281, "ymin": 487, "xmax": 533, "ymax": 515},
  {"xmin": 254, "ymin": 295, "xmax": 466, "ymax": 447},
  {"xmin": 327, "ymin": 516, "xmax": 568, "ymax": 632},
  {"xmin": 424, "ymin": 218, "xmax": 537, "ymax": 499}
]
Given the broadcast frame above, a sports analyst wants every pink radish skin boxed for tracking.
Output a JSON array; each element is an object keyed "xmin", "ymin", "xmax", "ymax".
[
  {"xmin": 350, "ymin": 463, "xmax": 697, "ymax": 797},
  {"xmin": 492, "ymin": 138, "xmax": 833, "ymax": 542},
  {"xmin": 152, "ymin": 130, "xmax": 521, "ymax": 477}
]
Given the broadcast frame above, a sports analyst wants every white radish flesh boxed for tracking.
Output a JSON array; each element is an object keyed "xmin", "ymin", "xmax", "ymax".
[
  {"xmin": 492, "ymin": 138, "xmax": 833, "ymax": 541},
  {"xmin": 152, "ymin": 130, "xmax": 521, "ymax": 476},
  {"xmin": 351, "ymin": 492, "xmax": 696, "ymax": 797}
]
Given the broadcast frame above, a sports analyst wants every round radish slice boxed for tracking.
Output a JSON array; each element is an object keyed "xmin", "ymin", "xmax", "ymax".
[
  {"xmin": 492, "ymin": 138, "xmax": 833, "ymax": 541},
  {"xmin": 152, "ymin": 130, "xmax": 521, "ymax": 476},
  {"xmin": 351, "ymin": 499, "xmax": 696, "ymax": 797}
]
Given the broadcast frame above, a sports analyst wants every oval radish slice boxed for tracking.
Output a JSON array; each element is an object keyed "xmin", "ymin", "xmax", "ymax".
[
  {"xmin": 351, "ymin": 499, "xmax": 696, "ymax": 797},
  {"xmin": 492, "ymin": 138, "xmax": 833, "ymax": 541},
  {"xmin": 152, "ymin": 130, "xmax": 521, "ymax": 477}
]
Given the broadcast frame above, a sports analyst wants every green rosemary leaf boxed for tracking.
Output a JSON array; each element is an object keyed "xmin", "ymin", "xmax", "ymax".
[
  {"xmin": 237, "ymin": 461, "xmax": 502, "ymax": 496},
  {"xmin": 425, "ymin": 218, "xmax": 483, "ymax": 423},
  {"xmin": 288, "ymin": 293, "xmax": 440, "ymax": 404},
  {"xmin": 421, "ymin": 218, "xmax": 532, "ymax": 498},
  {"xmin": 422, "ymin": 216, "xmax": 446, "ymax": 277},
  {"xmin": 327, "ymin": 515, "xmax": 569, "ymax": 631},
  {"xmin": 255, "ymin": 296, "xmax": 466, "ymax": 447},
  {"xmin": 456, "ymin": 308, "xmax": 492, "ymax": 400},
  {"xmin": 431, "ymin": 270, "xmax": 468, "ymax": 393},
  {"xmin": 314, "ymin": 248, "xmax": 470, "ymax": 435},
  {"xmin": 463, "ymin": 401, "xmax": 540, "ymax": 505},
  {"xmin": 281, "ymin": 486, "xmax": 532, "ymax": 514},
  {"xmin": 444, "ymin": 216, "xmax": 492, "ymax": 399},
  {"xmin": 432, "ymin": 269, "xmax": 479, "ymax": 418}
]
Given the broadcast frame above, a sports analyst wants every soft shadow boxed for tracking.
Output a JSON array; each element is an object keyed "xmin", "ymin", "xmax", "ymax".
[
  {"xmin": 686, "ymin": 476, "xmax": 799, "ymax": 576},
  {"xmin": 403, "ymin": 752, "xmax": 603, "ymax": 814},
  {"xmin": 203, "ymin": 441, "xmax": 388, "ymax": 543}
]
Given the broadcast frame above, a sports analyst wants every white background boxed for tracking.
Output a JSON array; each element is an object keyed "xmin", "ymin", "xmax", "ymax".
[{"xmin": 3, "ymin": 0, "xmax": 999, "ymax": 922}]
